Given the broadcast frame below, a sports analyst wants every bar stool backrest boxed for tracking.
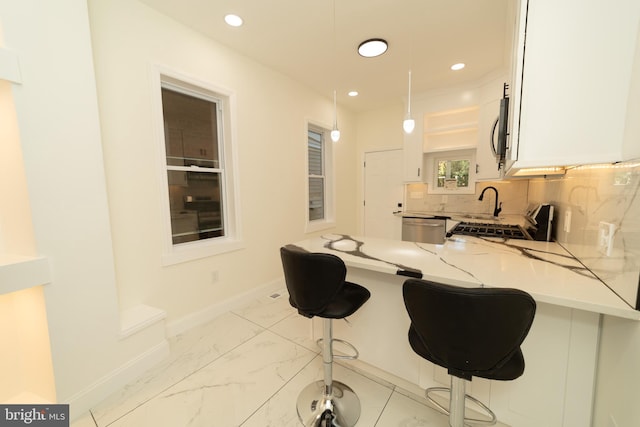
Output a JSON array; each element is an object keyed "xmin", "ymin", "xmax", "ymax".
[
  {"xmin": 280, "ymin": 245, "xmax": 347, "ymax": 318},
  {"xmin": 403, "ymin": 279, "xmax": 536, "ymax": 380}
]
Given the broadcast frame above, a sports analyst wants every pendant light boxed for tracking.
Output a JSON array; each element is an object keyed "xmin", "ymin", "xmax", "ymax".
[
  {"xmin": 403, "ymin": 69, "xmax": 415, "ymax": 134},
  {"xmin": 331, "ymin": 90, "xmax": 340, "ymax": 142}
]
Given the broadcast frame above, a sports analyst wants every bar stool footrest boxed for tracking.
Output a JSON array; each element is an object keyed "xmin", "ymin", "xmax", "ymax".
[
  {"xmin": 425, "ymin": 387, "xmax": 497, "ymax": 426},
  {"xmin": 316, "ymin": 338, "xmax": 359, "ymax": 360}
]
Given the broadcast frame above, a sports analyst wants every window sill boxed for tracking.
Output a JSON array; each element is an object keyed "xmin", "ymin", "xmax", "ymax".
[{"xmin": 161, "ymin": 237, "xmax": 244, "ymax": 266}]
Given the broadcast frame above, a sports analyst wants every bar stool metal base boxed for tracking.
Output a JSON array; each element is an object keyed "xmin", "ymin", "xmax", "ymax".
[
  {"xmin": 296, "ymin": 380, "xmax": 361, "ymax": 427},
  {"xmin": 425, "ymin": 376, "xmax": 497, "ymax": 426}
]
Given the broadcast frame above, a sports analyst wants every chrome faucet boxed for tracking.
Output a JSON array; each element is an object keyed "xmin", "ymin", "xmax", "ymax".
[{"xmin": 478, "ymin": 186, "xmax": 502, "ymax": 217}]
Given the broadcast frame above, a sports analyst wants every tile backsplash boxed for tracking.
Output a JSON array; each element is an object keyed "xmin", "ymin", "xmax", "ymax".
[
  {"xmin": 403, "ymin": 159, "xmax": 640, "ymax": 309},
  {"xmin": 529, "ymin": 160, "xmax": 640, "ymax": 309},
  {"xmin": 404, "ymin": 180, "xmax": 529, "ymax": 215}
]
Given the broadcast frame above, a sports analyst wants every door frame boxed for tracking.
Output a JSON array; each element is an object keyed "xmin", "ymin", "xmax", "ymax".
[{"xmin": 361, "ymin": 148, "xmax": 405, "ymax": 238}]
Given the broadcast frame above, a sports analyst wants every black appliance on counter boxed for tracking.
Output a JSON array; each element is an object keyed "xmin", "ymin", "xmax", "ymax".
[{"xmin": 525, "ymin": 204, "xmax": 555, "ymax": 241}]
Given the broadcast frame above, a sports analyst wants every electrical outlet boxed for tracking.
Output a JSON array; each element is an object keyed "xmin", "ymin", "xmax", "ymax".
[
  {"xmin": 564, "ymin": 210, "xmax": 572, "ymax": 233},
  {"xmin": 598, "ymin": 222, "xmax": 616, "ymax": 256},
  {"xmin": 211, "ymin": 270, "xmax": 219, "ymax": 284}
]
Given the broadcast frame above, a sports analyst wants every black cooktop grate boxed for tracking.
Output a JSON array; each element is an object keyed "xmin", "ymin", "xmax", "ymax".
[{"xmin": 451, "ymin": 222, "xmax": 532, "ymax": 240}]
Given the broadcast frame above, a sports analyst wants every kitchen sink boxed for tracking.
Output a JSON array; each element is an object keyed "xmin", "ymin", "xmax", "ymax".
[{"xmin": 450, "ymin": 222, "xmax": 532, "ymax": 240}]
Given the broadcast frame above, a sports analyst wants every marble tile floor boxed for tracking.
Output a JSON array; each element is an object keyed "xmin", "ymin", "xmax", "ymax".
[{"xmin": 72, "ymin": 291, "xmax": 509, "ymax": 427}]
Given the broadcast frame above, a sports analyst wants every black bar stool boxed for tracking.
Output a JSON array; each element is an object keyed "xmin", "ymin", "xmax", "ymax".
[
  {"xmin": 402, "ymin": 278, "xmax": 536, "ymax": 427},
  {"xmin": 280, "ymin": 245, "xmax": 371, "ymax": 427}
]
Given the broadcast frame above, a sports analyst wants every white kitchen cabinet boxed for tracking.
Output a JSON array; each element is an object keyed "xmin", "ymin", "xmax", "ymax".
[
  {"xmin": 403, "ymin": 77, "xmax": 509, "ymax": 182},
  {"xmin": 475, "ymin": 99, "xmax": 502, "ymax": 180},
  {"xmin": 508, "ymin": 0, "xmax": 640, "ymax": 171},
  {"xmin": 403, "ymin": 108, "xmax": 425, "ymax": 182}
]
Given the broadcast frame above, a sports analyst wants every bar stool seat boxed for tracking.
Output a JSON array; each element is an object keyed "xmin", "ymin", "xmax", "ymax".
[
  {"xmin": 403, "ymin": 278, "xmax": 536, "ymax": 427},
  {"xmin": 280, "ymin": 245, "xmax": 370, "ymax": 427}
]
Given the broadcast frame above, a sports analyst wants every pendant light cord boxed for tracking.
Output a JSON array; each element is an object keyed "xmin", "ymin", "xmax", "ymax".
[
  {"xmin": 407, "ymin": 69, "xmax": 412, "ymax": 115},
  {"xmin": 333, "ymin": 90, "xmax": 338, "ymax": 128},
  {"xmin": 333, "ymin": 0, "xmax": 337, "ymax": 118},
  {"xmin": 330, "ymin": 0, "xmax": 340, "ymax": 141}
]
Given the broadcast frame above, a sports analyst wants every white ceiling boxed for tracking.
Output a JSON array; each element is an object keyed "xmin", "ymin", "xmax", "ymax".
[{"xmin": 139, "ymin": 0, "xmax": 514, "ymax": 112}]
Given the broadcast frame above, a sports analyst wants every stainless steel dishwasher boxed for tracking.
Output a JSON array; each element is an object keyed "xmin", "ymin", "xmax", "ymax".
[{"xmin": 401, "ymin": 217, "xmax": 446, "ymax": 244}]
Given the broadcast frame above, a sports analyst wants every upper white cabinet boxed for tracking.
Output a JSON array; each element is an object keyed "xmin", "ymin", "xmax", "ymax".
[
  {"xmin": 403, "ymin": 126, "xmax": 423, "ymax": 182},
  {"xmin": 507, "ymin": 0, "xmax": 640, "ymax": 170},
  {"xmin": 402, "ymin": 77, "xmax": 505, "ymax": 183}
]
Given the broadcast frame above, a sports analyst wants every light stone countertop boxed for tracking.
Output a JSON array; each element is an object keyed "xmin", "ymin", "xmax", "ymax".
[{"xmin": 291, "ymin": 234, "xmax": 640, "ymax": 320}]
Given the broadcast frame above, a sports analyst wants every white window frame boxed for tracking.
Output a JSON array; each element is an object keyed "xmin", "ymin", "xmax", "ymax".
[
  {"xmin": 426, "ymin": 149, "xmax": 477, "ymax": 195},
  {"xmin": 152, "ymin": 66, "xmax": 243, "ymax": 265},
  {"xmin": 305, "ymin": 121, "xmax": 335, "ymax": 233}
]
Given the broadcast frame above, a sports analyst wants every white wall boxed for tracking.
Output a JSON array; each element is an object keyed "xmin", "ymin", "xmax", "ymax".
[
  {"xmin": 0, "ymin": 0, "xmax": 161, "ymax": 415},
  {"xmin": 87, "ymin": 0, "xmax": 358, "ymax": 324},
  {"xmin": 355, "ymin": 103, "xmax": 404, "ymax": 232},
  {"xmin": 0, "ymin": 0, "xmax": 359, "ymax": 417},
  {"xmin": 0, "ymin": 79, "xmax": 35, "ymax": 256},
  {"xmin": 10, "ymin": 0, "xmax": 635, "ymax": 423},
  {"xmin": 356, "ymin": 103, "xmax": 405, "ymax": 153}
]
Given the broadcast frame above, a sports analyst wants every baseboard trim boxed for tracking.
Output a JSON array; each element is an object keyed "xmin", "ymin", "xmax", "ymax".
[
  {"xmin": 65, "ymin": 340, "xmax": 170, "ymax": 422},
  {"xmin": 119, "ymin": 304, "xmax": 167, "ymax": 340},
  {"xmin": 165, "ymin": 277, "xmax": 284, "ymax": 337},
  {"xmin": 64, "ymin": 278, "xmax": 285, "ymax": 421}
]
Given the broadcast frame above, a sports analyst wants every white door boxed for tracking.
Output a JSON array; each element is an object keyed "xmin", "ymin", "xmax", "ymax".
[{"xmin": 364, "ymin": 150, "xmax": 404, "ymax": 240}]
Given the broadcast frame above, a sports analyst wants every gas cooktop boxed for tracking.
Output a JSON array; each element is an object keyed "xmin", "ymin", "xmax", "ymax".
[{"xmin": 450, "ymin": 222, "xmax": 532, "ymax": 240}]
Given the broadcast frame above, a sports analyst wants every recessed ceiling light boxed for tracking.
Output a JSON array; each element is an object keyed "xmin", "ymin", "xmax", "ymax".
[
  {"xmin": 348, "ymin": 91, "xmax": 359, "ymax": 97},
  {"xmin": 224, "ymin": 14, "xmax": 243, "ymax": 27},
  {"xmin": 358, "ymin": 39, "xmax": 388, "ymax": 58},
  {"xmin": 451, "ymin": 63, "xmax": 465, "ymax": 71}
]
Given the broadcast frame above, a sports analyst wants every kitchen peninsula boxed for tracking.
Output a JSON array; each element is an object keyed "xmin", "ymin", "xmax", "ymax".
[{"xmin": 290, "ymin": 234, "xmax": 639, "ymax": 427}]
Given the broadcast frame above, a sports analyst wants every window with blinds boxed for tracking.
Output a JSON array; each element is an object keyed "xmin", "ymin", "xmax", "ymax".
[{"xmin": 308, "ymin": 128, "xmax": 325, "ymax": 221}]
